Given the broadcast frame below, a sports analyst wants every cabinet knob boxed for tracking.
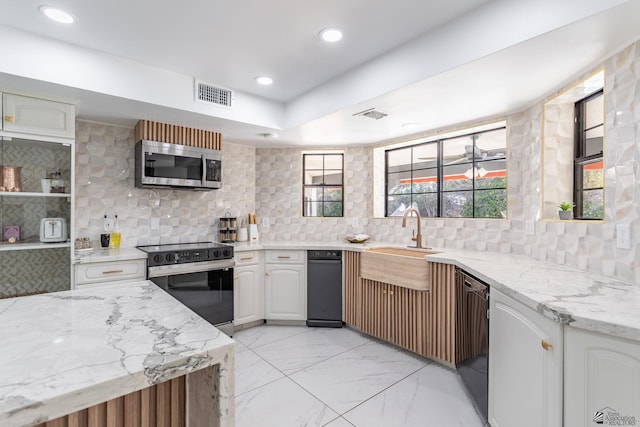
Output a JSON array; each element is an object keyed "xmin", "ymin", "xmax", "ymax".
[
  {"xmin": 265, "ymin": 272, "xmax": 270, "ymax": 277},
  {"xmin": 541, "ymin": 339, "xmax": 553, "ymax": 351},
  {"xmin": 389, "ymin": 290, "xmax": 394, "ymax": 296},
  {"xmin": 234, "ymin": 276, "xmax": 239, "ymax": 280},
  {"xmin": 4, "ymin": 115, "xmax": 14, "ymax": 123},
  {"xmin": 383, "ymin": 289, "xmax": 387, "ymax": 295}
]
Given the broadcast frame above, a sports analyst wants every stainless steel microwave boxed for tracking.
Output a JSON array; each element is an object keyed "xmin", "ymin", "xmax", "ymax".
[{"xmin": 135, "ymin": 140, "xmax": 222, "ymax": 190}]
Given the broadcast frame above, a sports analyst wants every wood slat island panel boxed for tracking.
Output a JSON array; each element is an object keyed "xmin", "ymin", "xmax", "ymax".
[{"xmin": 34, "ymin": 377, "xmax": 186, "ymax": 427}]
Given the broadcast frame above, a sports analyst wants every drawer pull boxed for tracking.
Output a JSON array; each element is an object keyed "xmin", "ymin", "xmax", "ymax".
[
  {"xmin": 240, "ymin": 257, "xmax": 253, "ymax": 261},
  {"xmin": 102, "ymin": 269, "xmax": 124, "ymax": 274},
  {"xmin": 4, "ymin": 115, "xmax": 14, "ymax": 123},
  {"xmin": 541, "ymin": 339, "xmax": 553, "ymax": 351},
  {"xmin": 277, "ymin": 256, "xmax": 291, "ymax": 259}
]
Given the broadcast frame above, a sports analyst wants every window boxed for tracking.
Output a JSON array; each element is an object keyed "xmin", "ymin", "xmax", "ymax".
[
  {"xmin": 303, "ymin": 153, "xmax": 344, "ymax": 217},
  {"xmin": 574, "ymin": 90, "xmax": 604, "ymax": 220},
  {"xmin": 385, "ymin": 127, "xmax": 507, "ymax": 218},
  {"xmin": 542, "ymin": 70, "xmax": 604, "ymax": 221}
]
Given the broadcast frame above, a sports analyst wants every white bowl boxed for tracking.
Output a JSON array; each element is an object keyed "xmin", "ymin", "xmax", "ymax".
[{"xmin": 345, "ymin": 233, "xmax": 370, "ymax": 243}]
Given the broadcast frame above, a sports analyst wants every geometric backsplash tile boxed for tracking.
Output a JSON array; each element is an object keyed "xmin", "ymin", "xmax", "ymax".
[
  {"xmin": 75, "ymin": 120, "xmax": 256, "ymax": 248},
  {"xmin": 73, "ymin": 39, "xmax": 640, "ymax": 284}
]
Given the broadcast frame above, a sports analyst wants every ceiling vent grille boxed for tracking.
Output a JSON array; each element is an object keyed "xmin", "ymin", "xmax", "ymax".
[
  {"xmin": 353, "ymin": 108, "xmax": 388, "ymax": 120},
  {"xmin": 195, "ymin": 80, "xmax": 233, "ymax": 107}
]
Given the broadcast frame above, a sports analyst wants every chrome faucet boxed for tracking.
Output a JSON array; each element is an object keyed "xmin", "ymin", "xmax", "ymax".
[{"xmin": 401, "ymin": 207, "xmax": 424, "ymax": 248}]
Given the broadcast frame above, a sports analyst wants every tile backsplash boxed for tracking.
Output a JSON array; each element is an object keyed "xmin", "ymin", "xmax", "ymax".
[
  {"xmin": 73, "ymin": 39, "xmax": 640, "ymax": 284},
  {"xmin": 74, "ymin": 121, "xmax": 256, "ymax": 247},
  {"xmin": 256, "ymin": 39, "xmax": 640, "ymax": 283}
]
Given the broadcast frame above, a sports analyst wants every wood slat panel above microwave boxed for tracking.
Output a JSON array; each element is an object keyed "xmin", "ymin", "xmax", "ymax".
[{"xmin": 134, "ymin": 120, "xmax": 221, "ymax": 150}]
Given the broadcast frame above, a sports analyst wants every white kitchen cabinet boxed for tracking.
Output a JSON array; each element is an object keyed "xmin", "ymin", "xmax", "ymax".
[
  {"xmin": 488, "ymin": 288, "xmax": 563, "ymax": 427},
  {"xmin": 564, "ymin": 327, "xmax": 640, "ymax": 426},
  {"xmin": 74, "ymin": 258, "xmax": 146, "ymax": 288},
  {"xmin": 264, "ymin": 250, "xmax": 306, "ymax": 321},
  {"xmin": 233, "ymin": 251, "xmax": 264, "ymax": 326},
  {"xmin": 3, "ymin": 93, "xmax": 75, "ymax": 139}
]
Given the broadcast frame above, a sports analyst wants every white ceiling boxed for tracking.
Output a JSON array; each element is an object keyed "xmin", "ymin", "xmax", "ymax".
[{"xmin": 0, "ymin": 0, "xmax": 639, "ymax": 147}]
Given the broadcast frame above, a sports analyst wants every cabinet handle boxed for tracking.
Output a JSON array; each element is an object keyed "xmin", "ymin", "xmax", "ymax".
[
  {"xmin": 240, "ymin": 257, "xmax": 252, "ymax": 261},
  {"xmin": 541, "ymin": 339, "xmax": 553, "ymax": 351},
  {"xmin": 4, "ymin": 116, "xmax": 14, "ymax": 123},
  {"xmin": 277, "ymin": 256, "xmax": 291, "ymax": 259},
  {"xmin": 102, "ymin": 269, "xmax": 124, "ymax": 274}
]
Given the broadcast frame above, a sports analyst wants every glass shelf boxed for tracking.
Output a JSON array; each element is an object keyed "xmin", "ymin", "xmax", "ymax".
[
  {"xmin": 0, "ymin": 191, "xmax": 71, "ymax": 198},
  {"xmin": 0, "ymin": 241, "xmax": 70, "ymax": 252}
]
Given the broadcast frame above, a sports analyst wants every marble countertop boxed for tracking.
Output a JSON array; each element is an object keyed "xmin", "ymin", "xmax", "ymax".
[
  {"xmin": 0, "ymin": 281, "xmax": 234, "ymax": 427},
  {"xmin": 72, "ymin": 247, "xmax": 147, "ymax": 264},
  {"xmin": 232, "ymin": 240, "xmax": 377, "ymax": 252},
  {"xmin": 426, "ymin": 250, "xmax": 640, "ymax": 343},
  {"xmin": 236, "ymin": 240, "xmax": 640, "ymax": 342},
  {"xmin": 69, "ymin": 240, "xmax": 640, "ymax": 342}
]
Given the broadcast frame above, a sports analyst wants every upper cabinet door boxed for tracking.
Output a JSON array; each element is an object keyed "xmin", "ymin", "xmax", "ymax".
[{"xmin": 3, "ymin": 93, "xmax": 75, "ymax": 138}]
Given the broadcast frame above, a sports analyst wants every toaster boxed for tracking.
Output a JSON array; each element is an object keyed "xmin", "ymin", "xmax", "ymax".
[{"xmin": 40, "ymin": 218, "xmax": 68, "ymax": 243}]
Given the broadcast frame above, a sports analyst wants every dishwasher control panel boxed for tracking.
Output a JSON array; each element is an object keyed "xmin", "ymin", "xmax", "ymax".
[{"xmin": 307, "ymin": 250, "xmax": 342, "ymax": 260}]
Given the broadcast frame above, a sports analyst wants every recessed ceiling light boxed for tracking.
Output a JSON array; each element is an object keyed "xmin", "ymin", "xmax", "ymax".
[
  {"xmin": 39, "ymin": 6, "xmax": 75, "ymax": 24},
  {"xmin": 255, "ymin": 76, "xmax": 273, "ymax": 86},
  {"xmin": 319, "ymin": 28, "xmax": 343, "ymax": 43},
  {"xmin": 260, "ymin": 132, "xmax": 278, "ymax": 139}
]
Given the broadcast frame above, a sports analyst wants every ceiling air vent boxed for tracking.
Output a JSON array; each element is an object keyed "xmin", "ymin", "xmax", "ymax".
[
  {"xmin": 195, "ymin": 80, "xmax": 233, "ymax": 107},
  {"xmin": 353, "ymin": 108, "xmax": 388, "ymax": 120}
]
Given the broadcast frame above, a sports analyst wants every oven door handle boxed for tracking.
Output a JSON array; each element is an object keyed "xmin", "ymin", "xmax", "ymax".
[{"xmin": 148, "ymin": 259, "xmax": 235, "ymax": 278}]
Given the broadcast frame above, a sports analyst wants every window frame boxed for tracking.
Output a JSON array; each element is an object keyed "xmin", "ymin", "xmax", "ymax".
[
  {"xmin": 302, "ymin": 152, "xmax": 344, "ymax": 217},
  {"xmin": 573, "ymin": 89, "xmax": 604, "ymax": 220},
  {"xmin": 384, "ymin": 127, "xmax": 507, "ymax": 219}
]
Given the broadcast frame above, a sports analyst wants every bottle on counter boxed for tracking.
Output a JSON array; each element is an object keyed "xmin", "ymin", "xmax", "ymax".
[
  {"xmin": 109, "ymin": 214, "xmax": 121, "ymax": 249},
  {"xmin": 100, "ymin": 214, "xmax": 110, "ymax": 248}
]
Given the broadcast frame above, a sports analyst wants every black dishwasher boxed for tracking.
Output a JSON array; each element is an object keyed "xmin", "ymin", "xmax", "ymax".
[
  {"xmin": 456, "ymin": 268, "xmax": 489, "ymax": 422},
  {"xmin": 307, "ymin": 250, "xmax": 343, "ymax": 328}
]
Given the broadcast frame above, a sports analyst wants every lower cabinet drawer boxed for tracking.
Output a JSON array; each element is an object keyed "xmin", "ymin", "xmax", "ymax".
[
  {"xmin": 75, "ymin": 259, "xmax": 146, "ymax": 286},
  {"xmin": 265, "ymin": 250, "xmax": 304, "ymax": 263}
]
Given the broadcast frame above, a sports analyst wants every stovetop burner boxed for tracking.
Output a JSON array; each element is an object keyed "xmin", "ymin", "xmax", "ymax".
[
  {"xmin": 136, "ymin": 242, "xmax": 230, "ymax": 253},
  {"xmin": 137, "ymin": 242, "xmax": 233, "ymax": 266}
]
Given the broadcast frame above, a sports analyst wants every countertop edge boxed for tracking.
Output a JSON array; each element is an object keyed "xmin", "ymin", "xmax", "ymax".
[{"xmin": 0, "ymin": 281, "xmax": 235, "ymax": 427}]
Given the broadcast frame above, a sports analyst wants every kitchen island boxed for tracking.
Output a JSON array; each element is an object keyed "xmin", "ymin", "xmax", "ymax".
[{"xmin": 0, "ymin": 281, "xmax": 235, "ymax": 427}]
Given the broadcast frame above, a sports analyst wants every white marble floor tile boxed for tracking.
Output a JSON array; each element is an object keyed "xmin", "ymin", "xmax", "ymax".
[
  {"xmin": 234, "ymin": 324, "xmax": 311, "ymax": 349},
  {"xmin": 323, "ymin": 417, "xmax": 355, "ymax": 427},
  {"xmin": 236, "ymin": 377, "xmax": 339, "ymax": 427},
  {"xmin": 343, "ymin": 363, "xmax": 485, "ymax": 427},
  {"xmin": 290, "ymin": 340, "xmax": 428, "ymax": 415},
  {"xmin": 235, "ymin": 341, "xmax": 285, "ymax": 395},
  {"xmin": 253, "ymin": 327, "xmax": 369, "ymax": 374}
]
